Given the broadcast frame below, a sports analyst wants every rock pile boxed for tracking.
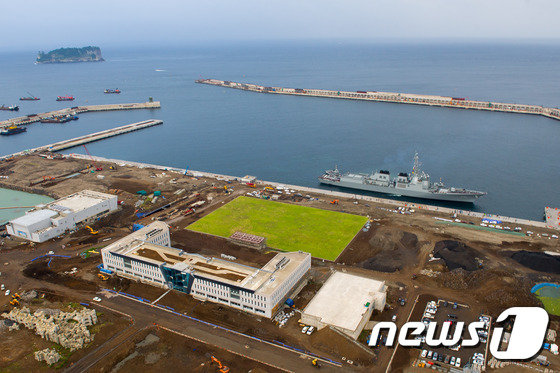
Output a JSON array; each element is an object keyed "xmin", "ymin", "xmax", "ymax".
[
  {"xmin": 2, "ymin": 307, "xmax": 98, "ymax": 350},
  {"xmin": 34, "ymin": 348, "xmax": 61, "ymax": 365}
]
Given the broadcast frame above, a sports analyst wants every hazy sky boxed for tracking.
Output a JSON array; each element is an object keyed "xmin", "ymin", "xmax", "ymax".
[{"xmin": 3, "ymin": 0, "xmax": 560, "ymax": 50}]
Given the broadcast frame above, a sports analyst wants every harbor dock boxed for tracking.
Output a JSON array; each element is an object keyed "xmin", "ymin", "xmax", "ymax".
[
  {"xmin": 44, "ymin": 119, "xmax": 162, "ymax": 152},
  {"xmin": 5, "ymin": 119, "xmax": 163, "ymax": 156},
  {"xmin": 196, "ymin": 79, "xmax": 560, "ymax": 122},
  {"xmin": 0, "ymin": 101, "xmax": 161, "ymax": 130}
]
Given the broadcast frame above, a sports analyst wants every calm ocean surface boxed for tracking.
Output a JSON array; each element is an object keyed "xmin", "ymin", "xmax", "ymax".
[
  {"xmin": 0, "ymin": 42, "xmax": 559, "ymax": 220},
  {"xmin": 0, "ymin": 188, "xmax": 53, "ymax": 224}
]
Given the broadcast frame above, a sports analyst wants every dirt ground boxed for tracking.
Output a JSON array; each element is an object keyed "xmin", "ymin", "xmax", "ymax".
[
  {"xmin": 0, "ymin": 293, "xmax": 131, "ymax": 372},
  {"xmin": 116, "ymin": 272, "xmax": 376, "ymax": 367},
  {"xmin": 1, "ymin": 154, "xmax": 560, "ymax": 371},
  {"xmin": 102, "ymin": 328, "xmax": 277, "ymax": 373}
]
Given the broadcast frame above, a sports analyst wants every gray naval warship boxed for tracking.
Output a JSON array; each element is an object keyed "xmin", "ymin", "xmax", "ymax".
[{"xmin": 319, "ymin": 153, "xmax": 486, "ymax": 203}]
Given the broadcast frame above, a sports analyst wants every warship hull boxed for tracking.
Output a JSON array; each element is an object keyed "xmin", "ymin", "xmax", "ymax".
[{"xmin": 319, "ymin": 178, "xmax": 482, "ymax": 203}]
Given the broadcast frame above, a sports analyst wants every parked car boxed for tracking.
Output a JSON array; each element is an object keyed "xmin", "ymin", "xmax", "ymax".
[
  {"xmin": 421, "ymin": 349, "xmax": 427, "ymax": 358},
  {"xmin": 306, "ymin": 326, "xmax": 314, "ymax": 335},
  {"xmin": 427, "ymin": 351, "xmax": 433, "ymax": 359},
  {"xmin": 392, "ymin": 315, "xmax": 397, "ymax": 322},
  {"xmin": 93, "ymin": 296, "xmax": 101, "ymax": 302},
  {"xmin": 301, "ymin": 326, "xmax": 309, "ymax": 334},
  {"xmin": 455, "ymin": 358, "xmax": 461, "ymax": 367},
  {"xmin": 433, "ymin": 352, "xmax": 438, "ymax": 360},
  {"xmin": 450, "ymin": 356, "xmax": 456, "ymax": 365},
  {"xmin": 4, "ymin": 290, "xmax": 9, "ymax": 296}
]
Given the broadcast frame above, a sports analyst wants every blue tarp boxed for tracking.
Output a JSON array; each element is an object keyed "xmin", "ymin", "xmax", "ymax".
[
  {"xmin": 531, "ymin": 283, "xmax": 560, "ymax": 293},
  {"xmin": 132, "ymin": 224, "xmax": 145, "ymax": 231}
]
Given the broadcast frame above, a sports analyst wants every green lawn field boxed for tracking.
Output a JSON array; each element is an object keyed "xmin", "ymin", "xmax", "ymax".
[
  {"xmin": 536, "ymin": 296, "xmax": 560, "ymax": 316},
  {"xmin": 187, "ymin": 196, "xmax": 367, "ymax": 260},
  {"xmin": 535, "ymin": 286, "xmax": 560, "ymax": 316}
]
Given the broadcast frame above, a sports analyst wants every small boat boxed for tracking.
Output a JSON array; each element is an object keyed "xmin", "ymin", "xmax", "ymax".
[
  {"xmin": 104, "ymin": 89, "xmax": 121, "ymax": 94},
  {"xmin": 0, "ymin": 105, "xmax": 19, "ymax": 111},
  {"xmin": 20, "ymin": 92, "xmax": 40, "ymax": 101},
  {"xmin": 56, "ymin": 96, "xmax": 75, "ymax": 101},
  {"xmin": 40, "ymin": 114, "xmax": 79, "ymax": 123},
  {"xmin": 0, "ymin": 126, "xmax": 27, "ymax": 136}
]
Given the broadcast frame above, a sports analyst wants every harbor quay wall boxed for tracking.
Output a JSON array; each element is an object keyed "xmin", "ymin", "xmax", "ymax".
[
  {"xmin": 63, "ymin": 153, "xmax": 555, "ymax": 230},
  {"xmin": 0, "ymin": 101, "xmax": 161, "ymax": 130},
  {"xmin": 196, "ymin": 79, "xmax": 560, "ymax": 122}
]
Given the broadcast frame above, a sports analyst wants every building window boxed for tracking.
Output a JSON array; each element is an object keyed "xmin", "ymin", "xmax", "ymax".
[{"xmin": 230, "ymin": 288, "xmax": 240, "ymax": 300}]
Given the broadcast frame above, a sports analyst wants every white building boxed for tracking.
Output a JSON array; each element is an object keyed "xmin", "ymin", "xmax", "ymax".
[
  {"xmin": 102, "ymin": 222, "xmax": 311, "ymax": 318},
  {"xmin": 301, "ymin": 271, "xmax": 387, "ymax": 339},
  {"xmin": 6, "ymin": 190, "xmax": 118, "ymax": 243}
]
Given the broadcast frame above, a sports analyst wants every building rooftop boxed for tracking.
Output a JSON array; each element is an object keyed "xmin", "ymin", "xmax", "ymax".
[
  {"xmin": 104, "ymin": 224, "xmax": 309, "ymax": 296},
  {"xmin": 9, "ymin": 209, "xmax": 58, "ymax": 226},
  {"xmin": 303, "ymin": 271, "xmax": 385, "ymax": 332},
  {"xmin": 46, "ymin": 190, "xmax": 115, "ymax": 214}
]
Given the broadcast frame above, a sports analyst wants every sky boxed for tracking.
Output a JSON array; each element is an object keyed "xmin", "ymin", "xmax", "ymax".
[{"xmin": 2, "ymin": 0, "xmax": 560, "ymax": 50}]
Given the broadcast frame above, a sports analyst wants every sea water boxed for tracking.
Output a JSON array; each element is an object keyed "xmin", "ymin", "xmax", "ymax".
[{"xmin": 0, "ymin": 42, "xmax": 559, "ymax": 220}]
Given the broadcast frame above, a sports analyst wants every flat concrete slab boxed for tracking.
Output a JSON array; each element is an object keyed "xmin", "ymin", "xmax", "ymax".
[{"xmin": 301, "ymin": 271, "xmax": 386, "ymax": 338}]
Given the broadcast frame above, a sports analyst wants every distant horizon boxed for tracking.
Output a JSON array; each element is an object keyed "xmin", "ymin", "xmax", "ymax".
[
  {"xmin": 2, "ymin": 0, "xmax": 560, "ymax": 50},
  {"xmin": 4, "ymin": 37, "xmax": 560, "ymax": 54}
]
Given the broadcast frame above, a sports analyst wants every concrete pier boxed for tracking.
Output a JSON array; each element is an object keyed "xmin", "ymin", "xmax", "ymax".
[
  {"xmin": 45, "ymin": 120, "xmax": 162, "ymax": 152},
  {"xmin": 0, "ymin": 101, "xmax": 161, "ymax": 130},
  {"xmin": 6, "ymin": 119, "xmax": 163, "ymax": 155},
  {"xmin": 196, "ymin": 79, "xmax": 560, "ymax": 121}
]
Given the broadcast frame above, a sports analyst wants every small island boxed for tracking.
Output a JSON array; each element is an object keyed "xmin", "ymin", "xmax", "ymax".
[{"xmin": 36, "ymin": 46, "xmax": 104, "ymax": 64}]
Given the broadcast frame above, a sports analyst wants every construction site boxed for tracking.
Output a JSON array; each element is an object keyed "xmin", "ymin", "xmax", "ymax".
[{"xmin": 0, "ymin": 152, "xmax": 559, "ymax": 372}]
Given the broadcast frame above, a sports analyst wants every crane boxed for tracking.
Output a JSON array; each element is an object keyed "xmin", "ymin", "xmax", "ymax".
[{"xmin": 83, "ymin": 145, "xmax": 102, "ymax": 171}]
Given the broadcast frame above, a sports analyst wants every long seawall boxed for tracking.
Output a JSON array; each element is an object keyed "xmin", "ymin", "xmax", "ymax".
[
  {"xmin": 0, "ymin": 101, "xmax": 161, "ymax": 130},
  {"xmin": 63, "ymin": 153, "xmax": 558, "ymax": 231},
  {"xmin": 196, "ymin": 79, "xmax": 560, "ymax": 121}
]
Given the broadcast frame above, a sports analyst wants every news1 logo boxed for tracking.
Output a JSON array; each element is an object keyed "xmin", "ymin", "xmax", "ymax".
[{"xmin": 369, "ymin": 307, "xmax": 549, "ymax": 360}]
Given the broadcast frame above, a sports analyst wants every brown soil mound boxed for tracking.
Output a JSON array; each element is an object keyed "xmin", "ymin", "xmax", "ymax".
[
  {"xmin": 435, "ymin": 269, "xmax": 541, "ymax": 316},
  {"xmin": 510, "ymin": 250, "xmax": 560, "ymax": 274},
  {"xmin": 360, "ymin": 231, "xmax": 419, "ymax": 272},
  {"xmin": 433, "ymin": 240, "xmax": 482, "ymax": 271}
]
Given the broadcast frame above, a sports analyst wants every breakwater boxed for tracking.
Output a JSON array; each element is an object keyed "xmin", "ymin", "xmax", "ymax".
[{"xmin": 196, "ymin": 79, "xmax": 560, "ymax": 121}]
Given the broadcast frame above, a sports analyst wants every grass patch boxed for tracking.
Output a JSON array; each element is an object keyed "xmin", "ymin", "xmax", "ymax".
[
  {"xmin": 535, "ymin": 286, "xmax": 560, "ymax": 316},
  {"xmin": 536, "ymin": 296, "xmax": 560, "ymax": 316},
  {"xmin": 51, "ymin": 345, "xmax": 72, "ymax": 369},
  {"xmin": 187, "ymin": 196, "xmax": 367, "ymax": 260},
  {"xmin": 435, "ymin": 221, "xmax": 526, "ymax": 236}
]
